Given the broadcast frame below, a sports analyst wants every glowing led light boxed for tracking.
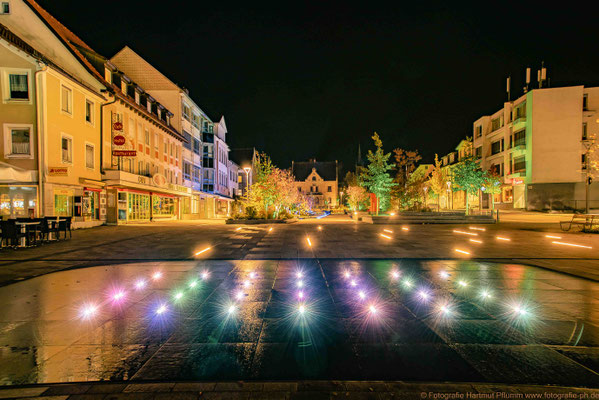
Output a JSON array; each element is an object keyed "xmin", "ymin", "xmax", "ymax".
[
  {"xmin": 296, "ymin": 271, "xmax": 303, "ymax": 279},
  {"xmin": 156, "ymin": 305, "xmax": 167, "ymax": 315},
  {"xmin": 403, "ymin": 279, "xmax": 413, "ymax": 288},
  {"xmin": 113, "ymin": 291, "xmax": 125, "ymax": 301},
  {"xmin": 512, "ymin": 305, "xmax": 528, "ymax": 316},
  {"xmin": 135, "ymin": 279, "xmax": 146, "ymax": 290},
  {"xmin": 243, "ymin": 280, "xmax": 250, "ymax": 288},
  {"xmin": 380, "ymin": 233, "xmax": 392, "ymax": 240},
  {"xmin": 152, "ymin": 272, "xmax": 162, "ymax": 280},
  {"xmin": 317, "ymin": 226, "xmax": 322, "ymax": 231},
  {"xmin": 189, "ymin": 280, "xmax": 198, "ymax": 288},
  {"xmin": 343, "ymin": 271, "xmax": 351, "ymax": 279},
  {"xmin": 439, "ymin": 271, "xmax": 450, "ymax": 279},
  {"xmin": 469, "ymin": 226, "xmax": 486, "ymax": 231},
  {"xmin": 453, "ymin": 230, "xmax": 477, "ymax": 236},
  {"xmin": 350, "ymin": 279, "xmax": 357, "ymax": 287},
  {"xmin": 235, "ymin": 227, "xmax": 242, "ymax": 231},
  {"xmin": 80, "ymin": 304, "xmax": 98, "ymax": 319},
  {"xmin": 249, "ymin": 272, "xmax": 256, "ymax": 279},
  {"xmin": 545, "ymin": 235, "xmax": 561, "ymax": 239},
  {"xmin": 390, "ymin": 212, "xmax": 396, "ymax": 216},
  {"xmin": 201, "ymin": 271, "xmax": 209, "ymax": 280},
  {"xmin": 418, "ymin": 290, "xmax": 430, "ymax": 301},
  {"xmin": 268, "ymin": 227, "xmax": 273, "ymax": 232},
  {"xmin": 552, "ymin": 241, "xmax": 592, "ymax": 249},
  {"xmin": 496, "ymin": 236, "xmax": 511, "ymax": 241},
  {"xmin": 439, "ymin": 305, "xmax": 451, "ymax": 315},
  {"xmin": 454, "ymin": 248, "xmax": 470, "ymax": 255},
  {"xmin": 469, "ymin": 238, "xmax": 483, "ymax": 244},
  {"xmin": 297, "ymin": 280, "xmax": 304, "ymax": 288},
  {"xmin": 195, "ymin": 247, "xmax": 211, "ymax": 256},
  {"xmin": 306, "ymin": 237, "xmax": 312, "ymax": 247},
  {"xmin": 369, "ymin": 305, "xmax": 377, "ymax": 314},
  {"xmin": 358, "ymin": 290, "xmax": 366, "ymax": 300},
  {"xmin": 298, "ymin": 291, "xmax": 304, "ymax": 299},
  {"xmin": 174, "ymin": 292, "xmax": 184, "ymax": 301},
  {"xmin": 391, "ymin": 270, "xmax": 400, "ymax": 280},
  {"xmin": 383, "ymin": 229, "xmax": 393, "ymax": 233},
  {"xmin": 458, "ymin": 280, "xmax": 468, "ymax": 287},
  {"xmin": 298, "ymin": 305, "xmax": 306, "ymax": 314},
  {"xmin": 236, "ymin": 291, "xmax": 244, "ymax": 300},
  {"xmin": 402, "ymin": 226, "xmax": 409, "ymax": 231},
  {"xmin": 480, "ymin": 289, "xmax": 492, "ymax": 300},
  {"xmin": 228, "ymin": 305, "xmax": 236, "ymax": 314}
]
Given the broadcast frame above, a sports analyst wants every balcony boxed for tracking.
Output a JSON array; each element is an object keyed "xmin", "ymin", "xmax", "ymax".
[{"xmin": 512, "ymin": 115, "xmax": 526, "ymax": 126}]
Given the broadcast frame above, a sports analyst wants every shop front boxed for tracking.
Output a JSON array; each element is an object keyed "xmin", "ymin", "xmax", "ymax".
[
  {"xmin": 0, "ymin": 185, "xmax": 38, "ymax": 219},
  {"xmin": 103, "ymin": 170, "xmax": 190, "ymax": 224},
  {"xmin": 43, "ymin": 182, "xmax": 106, "ymax": 228}
]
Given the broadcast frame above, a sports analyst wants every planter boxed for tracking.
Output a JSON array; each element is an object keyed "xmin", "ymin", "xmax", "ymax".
[{"xmin": 226, "ymin": 219, "xmax": 296, "ymax": 225}]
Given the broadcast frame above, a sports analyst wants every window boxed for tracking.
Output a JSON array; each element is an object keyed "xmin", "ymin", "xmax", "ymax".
[
  {"xmin": 61, "ymin": 135, "xmax": 72, "ymax": 163},
  {"xmin": 192, "ymin": 114, "xmax": 200, "ymax": 128},
  {"xmin": 583, "ymin": 123, "xmax": 588, "ymax": 140},
  {"xmin": 491, "ymin": 116, "xmax": 503, "ymax": 131},
  {"xmin": 85, "ymin": 143, "xmax": 94, "ymax": 169},
  {"xmin": 514, "ymin": 102, "xmax": 526, "ymax": 119},
  {"xmin": 582, "ymin": 154, "xmax": 587, "ymax": 169},
  {"xmin": 164, "ymin": 139, "xmax": 168, "ymax": 153},
  {"xmin": 583, "ymin": 94, "xmax": 589, "ymax": 111},
  {"xmin": 312, "ymin": 176, "xmax": 316, "ymax": 181},
  {"xmin": 8, "ymin": 73, "xmax": 28, "ymax": 99},
  {"xmin": 193, "ymin": 138, "xmax": 201, "ymax": 155},
  {"xmin": 327, "ymin": 186, "xmax": 332, "ymax": 192},
  {"xmin": 475, "ymin": 125, "xmax": 482, "ymax": 138},
  {"xmin": 85, "ymin": 99, "xmax": 94, "ymax": 124},
  {"xmin": 61, "ymin": 85, "xmax": 72, "ymax": 114},
  {"xmin": 144, "ymin": 129, "xmax": 150, "ymax": 146},
  {"xmin": 490, "ymin": 163, "xmax": 503, "ymax": 177},
  {"xmin": 182, "ymin": 103, "xmax": 191, "ymax": 120},
  {"xmin": 491, "ymin": 140, "xmax": 502, "ymax": 155},
  {"xmin": 475, "ymin": 146, "xmax": 482, "ymax": 159},
  {"xmin": 4, "ymin": 125, "xmax": 32, "ymax": 157},
  {"xmin": 183, "ymin": 162, "xmax": 191, "ymax": 180},
  {"xmin": 183, "ymin": 131, "xmax": 192, "ymax": 150},
  {"xmin": 513, "ymin": 156, "xmax": 526, "ymax": 173},
  {"xmin": 514, "ymin": 130, "xmax": 526, "ymax": 147},
  {"xmin": 1, "ymin": 2, "xmax": 10, "ymax": 14}
]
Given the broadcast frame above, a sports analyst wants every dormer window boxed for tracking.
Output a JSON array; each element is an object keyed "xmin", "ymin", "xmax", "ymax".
[
  {"xmin": 166, "ymin": 114, "xmax": 170, "ymax": 125},
  {"xmin": 157, "ymin": 108, "xmax": 162, "ymax": 120},
  {"xmin": 134, "ymin": 91, "xmax": 140, "ymax": 105},
  {"xmin": 121, "ymin": 80, "xmax": 127, "ymax": 93},
  {"xmin": 147, "ymin": 101, "xmax": 152, "ymax": 113},
  {"xmin": 104, "ymin": 67, "xmax": 112, "ymax": 84}
]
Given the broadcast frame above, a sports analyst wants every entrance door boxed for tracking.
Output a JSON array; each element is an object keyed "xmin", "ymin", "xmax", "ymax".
[{"xmin": 513, "ymin": 185, "xmax": 526, "ymax": 209}]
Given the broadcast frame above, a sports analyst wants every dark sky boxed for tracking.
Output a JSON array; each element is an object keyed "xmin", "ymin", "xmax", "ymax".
[{"xmin": 39, "ymin": 1, "xmax": 599, "ymax": 170}]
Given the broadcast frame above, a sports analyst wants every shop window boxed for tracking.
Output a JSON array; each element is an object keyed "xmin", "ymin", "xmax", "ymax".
[
  {"xmin": 54, "ymin": 194, "xmax": 72, "ymax": 216},
  {"xmin": 85, "ymin": 99, "xmax": 94, "ymax": 124},
  {"xmin": 152, "ymin": 195, "xmax": 175, "ymax": 217},
  {"xmin": 61, "ymin": 135, "xmax": 72, "ymax": 163},
  {"xmin": 61, "ymin": 85, "xmax": 72, "ymax": 114},
  {"xmin": 8, "ymin": 73, "xmax": 28, "ymax": 100},
  {"xmin": 0, "ymin": 194, "xmax": 10, "ymax": 216},
  {"xmin": 85, "ymin": 143, "xmax": 94, "ymax": 169}
]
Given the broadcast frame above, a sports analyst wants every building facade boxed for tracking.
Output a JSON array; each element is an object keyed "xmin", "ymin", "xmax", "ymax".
[
  {"xmin": 291, "ymin": 160, "xmax": 339, "ymax": 210},
  {"xmin": 472, "ymin": 85, "xmax": 599, "ymax": 210},
  {"xmin": 230, "ymin": 147, "xmax": 258, "ymax": 198}
]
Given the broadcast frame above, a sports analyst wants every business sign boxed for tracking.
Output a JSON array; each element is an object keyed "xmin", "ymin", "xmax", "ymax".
[
  {"xmin": 49, "ymin": 167, "xmax": 68, "ymax": 176},
  {"xmin": 113, "ymin": 150, "xmax": 137, "ymax": 157},
  {"xmin": 113, "ymin": 135, "xmax": 126, "ymax": 146},
  {"xmin": 113, "ymin": 121, "xmax": 123, "ymax": 131},
  {"xmin": 152, "ymin": 173, "xmax": 167, "ymax": 188},
  {"xmin": 512, "ymin": 178, "xmax": 524, "ymax": 185}
]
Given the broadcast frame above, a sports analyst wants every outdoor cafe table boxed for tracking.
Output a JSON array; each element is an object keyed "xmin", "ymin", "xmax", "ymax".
[
  {"xmin": 46, "ymin": 218, "xmax": 65, "ymax": 241},
  {"xmin": 14, "ymin": 221, "xmax": 40, "ymax": 247}
]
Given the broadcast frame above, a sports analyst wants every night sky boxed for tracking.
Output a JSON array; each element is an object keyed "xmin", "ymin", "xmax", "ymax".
[{"xmin": 38, "ymin": 1, "xmax": 599, "ymax": 170}]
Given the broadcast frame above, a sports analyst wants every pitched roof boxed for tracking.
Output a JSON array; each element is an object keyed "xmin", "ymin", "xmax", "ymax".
[
  {"xmin": 292, "ymin": 161, "xmax": 338, "ymax": 182},
  {"xmin": 21, "ymin": 0, "xmax": 184, "ymax": 142}
]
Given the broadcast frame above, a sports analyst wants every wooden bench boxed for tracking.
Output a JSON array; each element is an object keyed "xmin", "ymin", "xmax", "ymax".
[{"xmin": 560, "ymin": 214, "xmax": 599, "ymax": 232}]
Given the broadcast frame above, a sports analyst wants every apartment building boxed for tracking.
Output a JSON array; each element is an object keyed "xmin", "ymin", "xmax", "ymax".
[
  {"xmin": 230, "ymin": 147, "xmax": 259, "ymax": 197},
  {"xmin": 473, "ymin": 85, "xmax": 599, "ymax": 210},
  {"xmin": 292, "ymin": 160, "xmax": 339, "ymax": 210}
]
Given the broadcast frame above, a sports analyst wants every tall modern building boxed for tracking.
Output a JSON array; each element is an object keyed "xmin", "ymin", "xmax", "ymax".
[{"xmin": 473, "ymin": 85, "xmax": 599, "ymax": 210}]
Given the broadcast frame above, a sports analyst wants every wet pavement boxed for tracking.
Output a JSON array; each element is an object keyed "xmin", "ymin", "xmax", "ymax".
[{"xmin": 0, "ymin": 259, "xmax": 598, "ymax": 387}]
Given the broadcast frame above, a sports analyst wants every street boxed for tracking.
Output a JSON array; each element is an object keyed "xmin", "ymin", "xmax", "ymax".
[{"xmin": 0, "ymin": 219, "xmax": 598, "ymax": 391}]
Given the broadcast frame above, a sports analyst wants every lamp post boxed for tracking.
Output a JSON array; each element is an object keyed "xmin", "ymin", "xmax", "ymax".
[
  {"xmin": 583, "ymin": 140, "xmax": 592, "ymax": 214},
  {"xmin": 423, "ymin": 186, "xmax": 428, "ymax": 209},
  {"xmin": 243, "ymin": 166, "xmax": 251, "ymax": 196},
  {"xmin": 446, "ymin": 181, "xmax": 452, "ymax": 210}
]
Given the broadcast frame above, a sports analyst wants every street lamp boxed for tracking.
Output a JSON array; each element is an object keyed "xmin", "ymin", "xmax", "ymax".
[
  {"xmin": 423, "ymin": 186, "xmax": 428, "ymax": 208},
  {"xmin": 446, "ymin": 181, "xmax": 452, "ymax": 210},
  {"xmin": 243, "ymin": 166, "xmax": 251, "ymax": 196}
]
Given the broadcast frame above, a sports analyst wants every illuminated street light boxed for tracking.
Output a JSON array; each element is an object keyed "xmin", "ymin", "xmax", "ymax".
[
  {"xmin": 306, "ymin": 237, "xmax": 312, "ymax": 247},
  {"xmin": 453, "ymin": 230, "xmax": 478, "ymax": 236},
  {"xmin": 298, "ymin": 304, "xmax": 306, "ymax": 314},
  {"xmin": 391, "ymin": 270, "xmax": 400, "ymax": 280},
  {"xmin": 439, "ymin": 271, "xmax": 450, "ymax": 279},
  {"xmin": 195, "ymin": 247, "xmax": 211, "ymax": 256},
  {"xmin": 401, "ymin": 226, "xmax": 409, "ymax": 231},
  {"xmin": 350, "ymin": 279, "xmax": 357, "ymax": 287},
  {"xmin": 135, "ymin": 279, "xmax": 146, "ymax": 290},
  {"xmin": 480, "ymin": 289, "xmax": 492, "ymax": 300},
  {"xmin": 458, "ymin": 280, "xmax": 468, "ymax": 288},
  {"xmin": 201, "ymin": 271, "xmax": 209, "ymax": 280},
  {"xmin": 80, "ymin": 304, "xmax": 98, "ymax": 319},
  {"xmin": 545, "ymin": 235, "xmax": 561, "ymax": 239},
  {"xmin": 228, "ymin": 304, "xmax": 237, "ymax": 315},
  {"xmin": 383, "ymin": 229, "xmax": 393, "ymax": 233},
  {"xmin": 297, "ymin": 280, "xmax": 304, "ymax": 288},
  {"xmin": 174, "ymin": 291, "xmax": 184, "ymax": 301},
  {"xmin": 469, "ymin": 238, "xmax": 483, "ymax": 244},
  {"xmin": 369, "ymin": 304, "xmax": 377, "ymax": 314}
]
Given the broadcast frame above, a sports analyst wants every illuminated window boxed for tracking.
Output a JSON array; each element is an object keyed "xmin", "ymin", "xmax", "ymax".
[
  {"xmin": 4, "ymin": 125, "xmax": 32, "ymax": 157},
  {"xmin": 0, "ymin": 194, "xmax": 10, "ymax": 215},
  {"xmin": 8, "ymin": 73, "xmax": 28, "ymax": 99}
]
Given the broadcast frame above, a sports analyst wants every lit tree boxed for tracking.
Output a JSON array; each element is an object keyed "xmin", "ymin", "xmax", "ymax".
[
  {"xmin": 451, "ymin": 157, "xmax": 487, "ymax": 215},
  {"xmin": 360, "ymin": 132, "xmax": 396, "ymax": 215},
  {"xmin": 428, "ymin": 154, "xmax": 449, "ymax": 211},
  {"xmin": 393, "ymin": 148, "xmax": 422, "ymax": 188},
  {"xmin": 483, "ymin": 171, "xmax": 502, "ymax": 210},
  {"xmin": 346, "ymin": 184, "xmax": 369, "ymax": 212}
]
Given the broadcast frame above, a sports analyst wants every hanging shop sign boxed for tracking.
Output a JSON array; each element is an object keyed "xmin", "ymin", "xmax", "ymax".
[
  {"xmin": 113, "ymin": 135, "xmax": 126, "ymax": 146},
  {"xmin": 113, "ymin": 150, "xmax": 137, "ymax": 157}
]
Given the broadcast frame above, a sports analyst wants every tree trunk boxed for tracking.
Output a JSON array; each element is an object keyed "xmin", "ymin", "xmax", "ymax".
[{"xmin": 465, "ymin": 192, "xmax": 469, "ymax": 215}]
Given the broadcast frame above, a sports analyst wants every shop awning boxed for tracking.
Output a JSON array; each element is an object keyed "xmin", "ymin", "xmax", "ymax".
[{"xmin": 0, "ymin": 162, "xmax": 37, "ymax": 183}]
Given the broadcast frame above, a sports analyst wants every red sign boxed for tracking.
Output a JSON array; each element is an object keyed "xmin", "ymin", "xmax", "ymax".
[
  {"xmin": 512, "ymin": 178, "xmax": 524, "ymax": 185},
  {"xmin": 152, "ymin": 174, "xmax": 167, "ymax": 187},
  {"xmin": 48, "ymin": 167, "xmax": 68, "ymax": 176},
  {"xmin": 113, "ymin": 121, "xmax": 123, "ymax": 131},
  {"xmin": 112, "ymin": 150, "xmax": 137, "ymax": 157},
  {"xmin": 113, "ymin": 135, "xmax": 126, "ymax": 146}
]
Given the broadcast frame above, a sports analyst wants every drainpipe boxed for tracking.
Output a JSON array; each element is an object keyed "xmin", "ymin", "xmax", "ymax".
[{"xmin": 35, "ymin": 62, "xmax": 48, "ymax": 217}]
